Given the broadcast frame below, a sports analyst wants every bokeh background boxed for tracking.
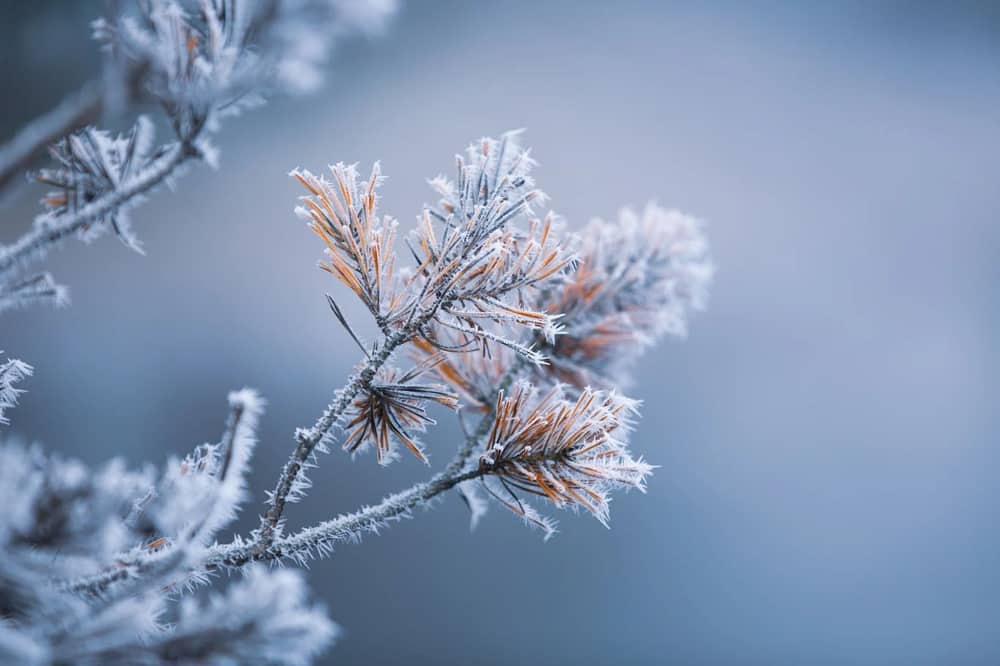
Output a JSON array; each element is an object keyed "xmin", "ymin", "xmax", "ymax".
[{"xmin": 2, "ymin": 1, "xmax": 999, "ymax": 664}]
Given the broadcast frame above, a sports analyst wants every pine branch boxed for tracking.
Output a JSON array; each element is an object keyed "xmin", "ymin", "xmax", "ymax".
[{"xmin": 217, "ymin": 466, "xmax": 485, "ymax": 568}]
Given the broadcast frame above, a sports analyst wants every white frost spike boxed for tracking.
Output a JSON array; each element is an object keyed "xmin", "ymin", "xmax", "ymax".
[{"xmin": 0, "ymin": 355, "xmax": 32, "ymax": 426}]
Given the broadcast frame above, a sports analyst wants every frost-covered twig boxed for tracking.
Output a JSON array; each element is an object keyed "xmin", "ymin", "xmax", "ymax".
[
  {"xmin": 218, "ymin": 388, "xmax": 505, "ymax": 567},
  {"xmin": 219, "ymin": 465, "xmax": 485, "ymax": 567},
  {"xmin": 0, "ymin": 272, "xmax": 69, "ymax": 316},
  {"xmin": 0, "ymin": 140, "xmax": 194, "ymax": 279},
  {"xmin": 0, "ymin": 0, "xmax": 398, "ymax": 315},
  {"xmin": 256, "ymin": 324, "xmax": 419, "ymax": 550}
]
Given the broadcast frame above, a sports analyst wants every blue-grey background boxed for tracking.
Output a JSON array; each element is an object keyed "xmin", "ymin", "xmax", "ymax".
[{"xmin": 2, "ymin": 2, "xmax": 998, "ymax": 664}]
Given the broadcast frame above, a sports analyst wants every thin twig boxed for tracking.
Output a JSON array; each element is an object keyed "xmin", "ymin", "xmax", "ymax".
[
  {"xmin": 215, "ymin": 466, "xmax": 485, "ymax": 567},
  {"xmin": 0, "ymin": 82, "xmax": 104, "ymax": 194}
]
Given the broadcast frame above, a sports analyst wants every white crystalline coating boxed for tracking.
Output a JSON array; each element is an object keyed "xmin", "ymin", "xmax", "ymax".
[
  {"xmin": 0, "ymin": 272, "xmax": 70, "ymax": 316},
  {"xmin": 0, "ymin": 355, "xmax": 32, "ymax": 426},
  {"xmin": 0, "ymin": 107, "xmax": 713, "ymax": 664}
]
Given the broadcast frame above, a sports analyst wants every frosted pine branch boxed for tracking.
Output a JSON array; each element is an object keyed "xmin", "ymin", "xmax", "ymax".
[
  {"xmin": 217, "ymin": 389, "xmax": 506, "ymax": 568},
  {"xmin": 0, "ymin": 0, "xmax": 398, "ymax": 316},
  {"xmin": 67, "ymin": 568, "xmax": 336, "ymax": 666},
  {"xmin": 0, "ymin": 390, "xmax": 336, "ymax": 665},
  {"xmin": 255, "ymin": 323, "xmax": 420, "ymax": 551},
  {"xmin": 0, "ymin": 139, "xmax": 193, "ymax": 276},
  {"xmin": 256, "ymin": 133, "xmax": 576, "ymax": 550},
  {"xmin": 2, "ymin": 128, "xmax": 713, "ymax": 663}
]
